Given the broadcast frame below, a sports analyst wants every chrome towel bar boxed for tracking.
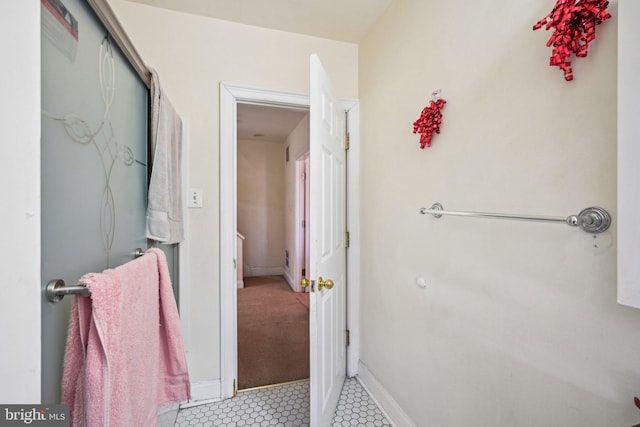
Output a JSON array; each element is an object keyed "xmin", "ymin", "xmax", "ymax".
[
  {"xmin": 420, "ymin": 203, "xmax": 611, "ymax": 233},
  {"xmin": 45, "ymin": 248, "xmax": 146, "ymax": 303}
]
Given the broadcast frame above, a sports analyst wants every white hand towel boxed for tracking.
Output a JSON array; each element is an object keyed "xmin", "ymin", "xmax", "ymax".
[{"xmin": 147, "ymin": 69, "xmax": 184, "ymax": 243}]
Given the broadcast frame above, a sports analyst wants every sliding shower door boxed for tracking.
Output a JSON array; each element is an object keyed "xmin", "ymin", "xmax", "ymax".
[{"xmin": 41, "ymin": 0, "xmax": 148, "ymax": 403}]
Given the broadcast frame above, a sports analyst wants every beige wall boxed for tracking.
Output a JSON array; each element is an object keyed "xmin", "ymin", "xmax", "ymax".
[
  {"xmin": 359, "ymin": 1, "xmax": 640, "ymax": 426},
  {"xmin": 108, "ymin": 0, "xmax": 358, "ymax": 383},
  {"xmin": 105, "ymin": 1, "xmax": 640, "ymax": 424},
  {"xmin": 237, "ymin": 139, "xmax": 285, "ymax": 276}
]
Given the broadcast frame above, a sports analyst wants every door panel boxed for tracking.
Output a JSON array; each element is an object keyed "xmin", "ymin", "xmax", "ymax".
[
  {"xmin": 41, "ymin": 0, "xmax": 148, "ymax": 403},
  {"xmin": 309, "ymin": 54, "xmax": 347, "ymax": 427}
]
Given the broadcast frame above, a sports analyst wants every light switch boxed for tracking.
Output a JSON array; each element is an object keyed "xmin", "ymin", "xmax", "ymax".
[{"xmin": 188, "ymin": 188, "xmax": 203, "ymax": 208}]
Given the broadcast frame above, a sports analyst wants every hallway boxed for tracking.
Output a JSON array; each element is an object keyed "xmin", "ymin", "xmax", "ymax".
[
  {"xmin": 238, "ymin": 276, "xmax": 309, "ymax": 389},
  {"xmin": 175, "ymin": 377, "xmax": 391, "ymax": 426}
]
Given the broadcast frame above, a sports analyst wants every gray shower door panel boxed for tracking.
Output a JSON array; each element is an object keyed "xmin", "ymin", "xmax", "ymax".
[{"xmin": 41, "ymin": 0, "xmax": 148, "ymax": 403}]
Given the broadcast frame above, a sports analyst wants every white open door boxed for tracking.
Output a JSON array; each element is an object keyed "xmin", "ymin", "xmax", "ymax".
[{"xmin": 308, "ymin": 54, "xmax": 348, "ymax": 426}]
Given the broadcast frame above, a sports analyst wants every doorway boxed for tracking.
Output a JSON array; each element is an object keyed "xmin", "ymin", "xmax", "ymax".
[
  {"xmin": 236, "ymin": 103, "xmax": 310, "ymax": 389},
  {"xmin": 219, "ymin": 82, "xmax": 361, "ymax": 400}
]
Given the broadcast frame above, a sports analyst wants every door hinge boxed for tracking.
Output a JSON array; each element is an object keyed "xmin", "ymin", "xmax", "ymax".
[
  {"xmin": 345, "ymin": 231, "xmax": 350, "ymax": 248},
  {"xmin": 233, "ymin": 258, "xmax": 237, "ymax": 269},
  {"xmin": 233, "ymin": 379, "xmax": 237, "ymax": 397},
  {"xmin": 346, "ymin": 330, "xmax": 350, "ymax": 347},
  {"xmin": 345, "ymin": 132, "xmax": 350, "ymax": 150},
  {"xmin": 302, "ymin": 268, "xmax": 306, "ymax": 277}
]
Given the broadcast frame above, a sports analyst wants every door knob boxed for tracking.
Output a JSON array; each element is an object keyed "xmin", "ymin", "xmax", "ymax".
[
  {"xmin": 300, "ymin": 277, "xmax": 312, "ymax": 289},
  {"xmin": 318, "ymin": 277, "xmax": 334, "ymax": 291}
]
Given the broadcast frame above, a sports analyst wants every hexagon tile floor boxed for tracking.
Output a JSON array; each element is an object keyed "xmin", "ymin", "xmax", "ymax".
[
  {"xmin": 174, "ymin": 377, "xmax": 392, "ymax": 426},
  {"xmin": 331, "ymin": 378, "xmax": 391, "ymax": 427}
]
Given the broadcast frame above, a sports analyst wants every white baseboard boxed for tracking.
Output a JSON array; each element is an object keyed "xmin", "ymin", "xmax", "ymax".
[
  {"xmin": 245, "ymin": 266, "xmax": 284, "ymax": 277},
  {"xmin": 357, "ymin": 361, "xmax": 415, "ymax": 427},
  {"xmin": 283, "ymin": 269, "xmax": 295, "ymax": 290},
  {"xmin": 181, "ymin": 380, "xmax": 222, "ymax": 408}
]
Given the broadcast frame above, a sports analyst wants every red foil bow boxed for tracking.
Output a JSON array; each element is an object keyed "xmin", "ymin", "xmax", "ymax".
[
  {"xmin": 413, "ymin": 91, "xmax": 446, "ymax": 149},
  {"xmin": 533, "ymin": 0, "xmax": 611, "ymax": 81}
]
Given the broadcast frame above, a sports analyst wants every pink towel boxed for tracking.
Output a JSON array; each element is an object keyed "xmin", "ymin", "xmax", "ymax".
[{"xmin": 62, "ymin": 248, "xmax": 190, "ymax": 426}]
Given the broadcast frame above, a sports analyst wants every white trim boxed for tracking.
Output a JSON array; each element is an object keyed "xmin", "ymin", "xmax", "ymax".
[
  {"xmin": 181, "ymin": 380, "xmax": 222, "ymax": 408},
  {"xmin": 220, "ymin": 84, "xmax": 238, "ymax": 399},
  {"xmin": 220, "ymin": 82, "xmax": 360, "ymax": 400},
  {"xmin": 220, "ymin": 83, "xmax": 310, "ymax": 110},
  {"xmin": 357, "ymin": 362, "xmax": 416, "ymax": 427},
  {"xmin": 244, "ymin": 266, "xmax": 285, "ymax": 277},
  {"xmin": 283, "ymin": 268, "xmax": 295, "ymax": 290},
  {"xmin": 345, "ymin": 102, "xmax": 361, "ymax": 377}
]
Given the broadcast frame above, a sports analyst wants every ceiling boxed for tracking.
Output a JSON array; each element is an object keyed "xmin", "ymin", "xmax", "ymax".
[
  {"xmin": 125, "ymin": 0, "xmax": 392, "ymax": 140},
  {"xmin": 125, "ymin": 0, "xmax": 393, "ymax": 43},
  {"xmin": 237, "ymin": 104, "xmax": 307, "ymax": 142}
]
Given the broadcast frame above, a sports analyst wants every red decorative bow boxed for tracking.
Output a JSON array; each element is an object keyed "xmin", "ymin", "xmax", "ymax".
[
  {"xmin": 413, "ymin": 92, "xmax": 446, "ymax": 149},
  {"xmin": 533, "ymin": 0, "xmax": 611, "ymax": 81}
]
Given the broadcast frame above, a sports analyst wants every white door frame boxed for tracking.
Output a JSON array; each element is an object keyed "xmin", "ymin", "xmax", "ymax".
[
  {"xmin": 294, "ymin": 152, "xmax": 310, "ymax": 294},
  {"xmin": 220, "ymin": 82, "xmax": 360, "ymax": 399}
]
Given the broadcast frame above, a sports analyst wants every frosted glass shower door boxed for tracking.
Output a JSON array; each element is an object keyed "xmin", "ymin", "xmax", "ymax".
[{"xmin": 41, "ymin": 0, "xmax": 148, "ymax": 403}]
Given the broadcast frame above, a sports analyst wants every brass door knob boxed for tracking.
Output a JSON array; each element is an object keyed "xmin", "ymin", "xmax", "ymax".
[
  {"xmin": 300, "ymin": 277, "xmax": 311, "ymax": 289},
  {"xmin": 318, "ymin": 277, "xmax": 334, "ymax": 291}
]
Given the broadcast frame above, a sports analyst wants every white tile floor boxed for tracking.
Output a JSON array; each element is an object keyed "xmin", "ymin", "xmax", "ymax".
[
  {"xmin": 331, "ymin": 378, "xmax": 391, "ymax": 427},
  {"xmin": 175, "ymin": 377, "xmax": 391, "ymax": 426}
]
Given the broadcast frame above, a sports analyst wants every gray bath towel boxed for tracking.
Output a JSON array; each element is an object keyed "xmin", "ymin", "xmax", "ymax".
[{"xmin": 147, "ymin": 69, "xmax": 184, "ymax": 243}]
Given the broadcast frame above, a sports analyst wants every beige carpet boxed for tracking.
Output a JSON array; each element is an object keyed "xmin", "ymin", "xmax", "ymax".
[{"xmin": 237, "ymin": 275, "xmax": 309, "ymax": 390}]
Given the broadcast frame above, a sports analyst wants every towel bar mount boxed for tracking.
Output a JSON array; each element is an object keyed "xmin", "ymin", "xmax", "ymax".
[{"xmin": 46, "ymin": 279, "xmax": 90, "ymax": 304}]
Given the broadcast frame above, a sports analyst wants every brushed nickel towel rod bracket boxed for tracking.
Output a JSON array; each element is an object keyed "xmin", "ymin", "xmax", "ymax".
[{"xmin": 46, "ymin": 279, "xmax": 91, "ymax": 304}]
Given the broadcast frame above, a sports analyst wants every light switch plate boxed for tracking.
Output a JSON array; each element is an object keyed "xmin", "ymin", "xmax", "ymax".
[{"xmin": 188, "ymin": 188, "xmax": 203, "ymax": 208}]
